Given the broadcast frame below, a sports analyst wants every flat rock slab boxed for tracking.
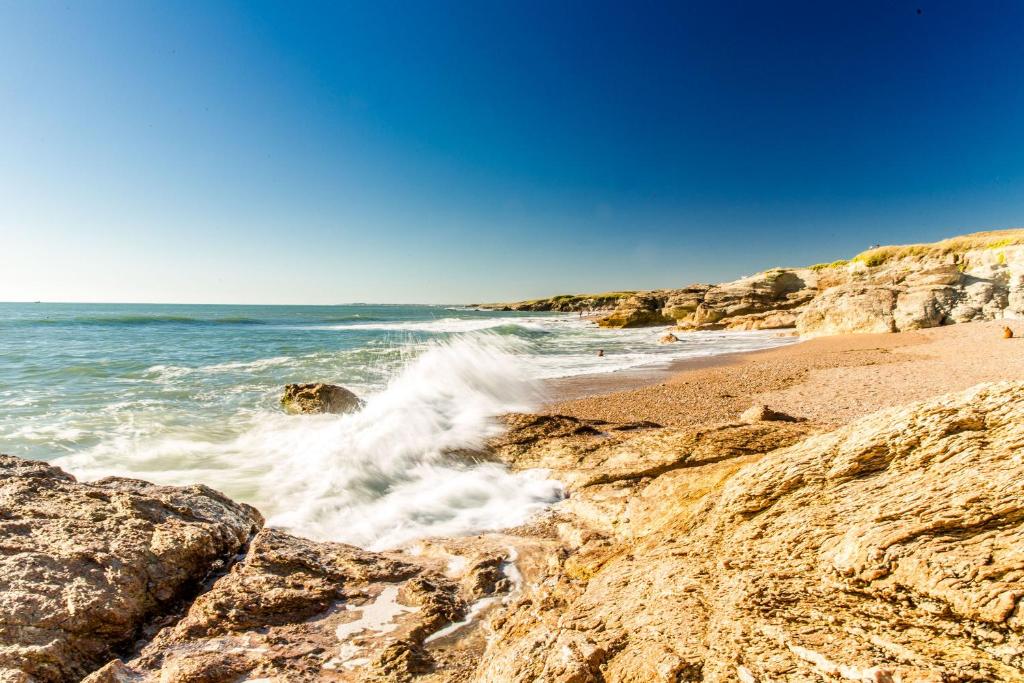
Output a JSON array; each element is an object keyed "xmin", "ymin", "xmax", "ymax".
[{"xmin": 86, "ymin": 528, "xmax": 468, "ymax": 682}]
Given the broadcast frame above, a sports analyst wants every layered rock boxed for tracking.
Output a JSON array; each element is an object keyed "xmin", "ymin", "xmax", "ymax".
[
  {"xmin": 476, "ymin": 382, "xmax": 1024, "ymax": 681},
  {"xmin": 797, "ymin": 243, "xmax": 1024, "ymax": 338},
  {"xmin": 282, "ymin": 382, "xmax": 362, "ymax": 415},
  {"xmin": 488, "ymin": 229, "xmax": 1024, "ymax": 337},
  {"xmin": 0, "ymin": 456, "xmax": 261, "ymax": 683}
]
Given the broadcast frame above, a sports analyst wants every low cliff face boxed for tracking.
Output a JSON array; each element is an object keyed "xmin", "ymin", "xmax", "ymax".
[
  {"xmin": 486, "ymin": 229, "xmax": 1024, "ymax": 337},
  {"xmin": 797, "ymin": 241, "xmax": 1024, "ymax": 337}
]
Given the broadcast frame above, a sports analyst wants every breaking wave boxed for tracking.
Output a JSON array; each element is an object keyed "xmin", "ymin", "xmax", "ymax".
[{"xmin": 55, "ymin": 335, "xmax": 564, "ymax": 550}]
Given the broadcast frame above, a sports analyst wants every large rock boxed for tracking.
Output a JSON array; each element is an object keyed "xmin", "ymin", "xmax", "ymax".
[
  {"xmin": 282, "ymin": 382, "xmax": 362, "ymax": 415},
  {"xmin": 660, "ymin": 285, "xmax": 711, "ymax": 320},
  {"xmin": 0, "ymin": 456, "xmax": 262, "ymax": 683},
  {"xmin": 476, "ymin": 382, "xmax": 1024, "ymax": 681},
  {"xmin": 597, "ymin": 270, "xmax": 817, "ymax": 330},
  {"xmin": 796, "ymin": 284, "xmax": 899, "ymax": 337},
  {"xmin": 596, "ymin": 294, "xmax": 674, "ymax": 328},
  {"xmin": 690, "ymin": 268, "xmax": 816, "ymax": 329}
]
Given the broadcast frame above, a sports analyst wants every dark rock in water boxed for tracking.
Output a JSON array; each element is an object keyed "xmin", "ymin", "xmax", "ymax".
[
  {"xmin": 281, "ymin": 382, "xmax": 362, "ymax": 415},
  {"xmin": 0, "ymin": 455, "xmax": 261, "ymax": 683}
]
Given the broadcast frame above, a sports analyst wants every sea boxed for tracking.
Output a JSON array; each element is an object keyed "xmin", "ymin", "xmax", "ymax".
[{"xmin": 0, "ymin": 302, "xmax": 795, "ymax": 550}]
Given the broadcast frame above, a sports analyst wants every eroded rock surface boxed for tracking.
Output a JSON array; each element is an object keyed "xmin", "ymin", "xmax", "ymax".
[
  {"xmin": 88, "ymin": 529, "xmax": 469, "ymax": 682},
  {"xmin": 477, "ymin": 382, "xmax": 1024, "ymax": 681},
  {"xmin": 0, "ymin": 456, "xmax": 261, "ymax": 683}
]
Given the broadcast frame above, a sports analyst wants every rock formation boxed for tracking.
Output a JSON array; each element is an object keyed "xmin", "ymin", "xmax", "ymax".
[
  {"xmin": 484, "ymin": 229, "xmax": 1024, "ymax": 338},
  {"xmin": 0, "ymin": 456, "xmax": 261, "ymax": 683},
  {"xmin": 282, "ymin": 382, "xmax": 362, "ymax": 415},
  {"xmin": 478, "ymin": 382, "xmax": 1024, "ymax": 681}
]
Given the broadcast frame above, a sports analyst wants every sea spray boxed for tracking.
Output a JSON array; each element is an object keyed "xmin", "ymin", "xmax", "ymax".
[{"xmin": 259, "ymin": 335, "xmax": 563, "ymax": 548}]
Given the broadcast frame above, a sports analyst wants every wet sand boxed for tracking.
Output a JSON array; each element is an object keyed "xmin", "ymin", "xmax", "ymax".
[{"xmin": 546, "ymin": 320, "xmax": 1024, "ymax": 429}]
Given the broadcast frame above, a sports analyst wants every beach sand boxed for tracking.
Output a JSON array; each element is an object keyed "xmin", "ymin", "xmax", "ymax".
[{"xmin": 547, "ymin": 319, "xmax": 1024, "ymax": 429}]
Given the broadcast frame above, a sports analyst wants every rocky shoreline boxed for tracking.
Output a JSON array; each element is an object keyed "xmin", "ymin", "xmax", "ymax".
[
  {"xmin": 479, "ymin": 229, "xmax": 1024, "ymax": 337},
  {"xmin": 4, "ymin": 319, "xmax": 1024, "ymax": 681},
  {"xmin": 5, "ymin": 230, "xmax": 1024, "ymax": 681}
]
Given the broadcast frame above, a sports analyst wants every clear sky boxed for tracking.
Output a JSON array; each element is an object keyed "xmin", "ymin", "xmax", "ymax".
[{"xmin": 2, "ymin": 1, "xmax": 1023, "ymax": 304}]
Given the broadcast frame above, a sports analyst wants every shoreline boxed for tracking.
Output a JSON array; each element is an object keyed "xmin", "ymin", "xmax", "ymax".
[
  {"xmin": 543, "ymin": 339, "xmax": 773, "ymax": 402},
  {"xmin": 8, "ymin": 318, "xmax": 1024, "ymax": 681},
  {"xmin": 543, "ymin": 319, "xmax": 1024, "ymax": 429}
]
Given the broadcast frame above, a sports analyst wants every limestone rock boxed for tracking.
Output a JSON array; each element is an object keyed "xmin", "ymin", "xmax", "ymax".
[
  {"xmin": 476, "ymin": 382, "xmax": 1024, "ymax": 681},
  {"xmin": 797, "ymin": 241, "xmax": 1024, "ymax": 338},
  {"xmin": 658, "ymin": 333, "xmax": 679, "ymax": 344},
  {"xmin": 282, "ymin": 382, "xmax": 362, "ymax": 415},
  {"xmin": 0, "ymin": 456, "xmax": 262, "ymax": 683},
  {"xmin": 596, "ymin": 270, "xmax": 817, "ymax": 330}
]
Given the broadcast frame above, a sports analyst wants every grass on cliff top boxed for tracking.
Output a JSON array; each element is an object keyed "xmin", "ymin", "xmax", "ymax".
[{"xmin": 810, "ymin": 229, "xmax": 1024, "ymax": 270}]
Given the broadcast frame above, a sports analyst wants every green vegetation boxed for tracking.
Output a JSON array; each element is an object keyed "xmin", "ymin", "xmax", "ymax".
[
  {"xmin": 809, "ymin": 259, "xmax": 850, "ymax": 271},
  {"xmin": 850, "ymin": 229, "xmax": 1024, "ymax": 268}
]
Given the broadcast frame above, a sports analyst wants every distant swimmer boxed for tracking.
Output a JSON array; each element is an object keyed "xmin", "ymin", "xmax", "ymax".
[{"xmin": 597, "ymin": 349, "xmax": 604, "ymax": 357}]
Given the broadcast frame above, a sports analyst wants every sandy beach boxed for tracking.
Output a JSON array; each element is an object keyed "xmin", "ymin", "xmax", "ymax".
[{"xmin": 548, "ymin": 319, "xmax": 1024, "ymax": 429}]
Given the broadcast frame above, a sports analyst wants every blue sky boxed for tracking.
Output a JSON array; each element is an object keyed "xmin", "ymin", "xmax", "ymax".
[{"xmin": 2, "ymin": 1, "xmax": 1023, "ymax": 304}]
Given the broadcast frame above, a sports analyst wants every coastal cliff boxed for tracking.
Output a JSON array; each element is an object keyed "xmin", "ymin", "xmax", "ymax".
[
  {"xmin": 481, "ymin": 229, "xmax": 1024, "ymax": 337},
  {"xmin": 5, "ymin": 321, "xmax": 1024, "ymax": 681}
]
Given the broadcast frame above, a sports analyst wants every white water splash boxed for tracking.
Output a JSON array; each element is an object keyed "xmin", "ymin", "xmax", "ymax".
[{"xmin": 56, "ymin": 336, "xmax": 564, "ymax": 550}]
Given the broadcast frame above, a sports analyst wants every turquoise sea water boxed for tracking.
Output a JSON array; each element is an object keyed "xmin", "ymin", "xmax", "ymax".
[{"xmin": 0, "ymin": 302, "xmax": 794, "ymax": 548}]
